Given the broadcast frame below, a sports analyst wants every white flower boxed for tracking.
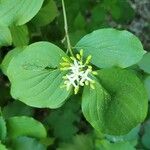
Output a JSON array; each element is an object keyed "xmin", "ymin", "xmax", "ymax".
[
  {"xmin": 60, "ymin": 50, "xmax": 97, "ymax": 94},
  {"xmin": 79, "ymin": 69, "xmax": 93, "ymax": 86}
]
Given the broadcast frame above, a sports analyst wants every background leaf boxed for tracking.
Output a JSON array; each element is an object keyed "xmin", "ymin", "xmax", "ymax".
[
  {"xmin": 103, "ymin": 0, "xmax": 135, "ymax": 23},
  {"xmin": 96, "ymin": 139, "xmax": 135, "ymax": 150},
  {"xmin": 45, "ymin": 96, "xmax": 80, "ymax": 141},
  {"xmin": 142, "ymin": 120, "xmax": 150, "ymax": 149},
  {"xmin": 31, "ymin": 0, "xmax": 58, "ymax": 27},
  {"xmin": 0, "ymin": 0, "xmax": 44, "ymax": 26},
  {"xmin": 0, "ymin": 116, "xmax": 7, "ymax": 141},
  {"xmin": 10, "ymin": 25, "xmax": 29, "ymax": 47},
  {"xmin": 7, "ymin": 116, "xmax": 47, "ymax": 139},
  {"xmin": 0, "ymin": 143, "xmax": 8, "ymax": 150},
  {"xmin": 144, "ymin": 76, "xmax": 150, "ymax": 100},
  {"xmin": 138, "ymin": 53, "xmax": 150, "ymax": 74},
  {"xmin": 2, "ymin": 101, "xmax": 33, "ymax": 119},
  {"xmin": 0, "ymin": 26, "xmax": 12, "ymax": 47},
  {"xmin": 11, "ymin": 136, "xmax": 46, "ymax": 150},
  {"xmin": 1, "ymin": 47, "xmax": 25, "ymax": 75},
  {"xmin": 57, "ymin": 134, "xmax": 94, "ymax": 150},
  {"xmin": 105, "ymin": 125, "xmax": 140, "ymax": 143},
  {"xmin": 73, "ymin": 13, "xmax": 86, "ymax": 30}
]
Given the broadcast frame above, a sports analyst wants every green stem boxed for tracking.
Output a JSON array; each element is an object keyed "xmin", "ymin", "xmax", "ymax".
[{"xmin": 61, "ymin": 0, "xmax": 74, "ymax": 56}]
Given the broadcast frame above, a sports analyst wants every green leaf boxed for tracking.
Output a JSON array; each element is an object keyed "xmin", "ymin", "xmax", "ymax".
[
  {"xmin": 106, "ymin": 125, "xmax": 140, "ymax": 143},
  {"xmin": 73, "ymin": 13, "xmax": 86, "ymax": 30},
  {"xmin": 91, "ymin": 5, "xmax": 106, "ymax": 24},
  {"xmin": 45, "ymin": 96, "xmax": 80, "ymax": 141},
  {"xmin": 142, "ymin": 121, "xmax": 150, "ymax": 149},
  {"xmin": 96, "ymin": 139, "xmax": 135, "ymax": 150},
  {"xmin": 144, "ymin": 76, "xmax": 150, "ymax": 100},
  {"xmin": 0, "ymin": 26, "xmax": 12, "ymax": 47},
  {"xmin": 1, "ymin": 47, "xmax": 25, "ymax": 75},
  {"xmin": 75, "ymin": 28, "xmax": 145, "ymax": 68},
  {"xmin": 98, "ymin": 68, "xmax": 147, "ymax": 134},
  {"xmin": 7, "ymin": 42, "xmax": 71, "ymax": 108},
  {"xmin": 0, "ymin": 143, "xmax": 8, "ymax": 150},
  {"xmin": 2, "ymin": 101, "xmax": 33, "ymax": 119},
  {"xmin": 82, "ymin": 68, "xmax": 148, "ymax": 135},
  {"xmin": 57, "ymin": 134, "xmax": 94, "ymax": 150},
  {"xmin": 69, "ymin": 30, "xmax": 86, "ymax": 46},
  {"xmin": 31, "ymin": 0, "xmax": 58, "ymax": 27},
  {"xmin": 82, "ymin": 81, "xmax": 111, "ymax": 134},
  {"xmin": 40, "ymin": 137, "xmax": 54, "ymax": 147},
  {"xmin": 10, "ymin": 25, "xmax": 29, "ymax": 46},
  {"xmin": 11, "ymin": 136, "xmax": 46, "ymax": 150},
  {"xmin": 138, "ymin": 53, "xmax": 150, "ymax": 74},
  {"xmin": 0, "ymin": 116, "xmax": 7, "ymax": 141},
  {"xmin": 103, "ymin": 0, "xmax": 135, "ymax": 23},
  {"xmin": 0, "ymin": 82, "xmax": 11, "ymax": 106},
  {"xmin": 89, "ymin": 4, "xmax": 107, "ymax": 31},
  {"xmin": 0, "ymin": 0, "xmax": 44, "ymax": 26},
  {"xmin": 7, "ymin": 116, "xmax": 47, "ymax": 139}
]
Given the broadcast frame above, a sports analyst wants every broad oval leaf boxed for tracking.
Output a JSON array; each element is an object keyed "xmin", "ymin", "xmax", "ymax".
[
  {"xmin": 138, "ymin": 53, "xmax": 150, "ymax": 74},
  {"xmin": 96, "ymin": 140, "xmax": 135, "ymax": 150},
  {"xmin": 75, "ymin": 28, "xmax": 145, "ymax": 68},
  {"xmin": 0, "ymin": 116, "xmax": 7, "ymax": 141},
  {"xmin": 0, "ymin": 0, "xmax": 44, "ymax": 26},
  {"xmin": 57, "ymin": 135, "xmax": 94, "ymax": 150},
  {"xmin": 82, "ymin": 82, "xmax": 111, "ymax": 133},
  {"xmin": 0, "ymin": 143, "xmax": 8, "ymax": 150},
  {"xmin": 31, "ymin": 0, "xmax": 58, "ymax": 27},
  {"xmin": 1, "ymin": 47, "xmax": 25, "ymax": 75},
  {"xmin": 10, "ymin": 25, "xmax": 29, "ymax": 46},
  {"xmin": 103, "ymin": 0, "xmax": 135, "ymax": 23},
  {"xmin": 7, "ymin": 42, "xmax": 71, "ymax": 108},
  {"xmin": 7, "ymin": 116, "xmax": 47, "ymax": 139},
  {"xmin": 0, "ymin": 26, "xmax": 12, "ymax": 47},
  {"xmin": 82, "ymin": 68, "xmax": 148, "ymax": 135},
  {"xmin": 106, "ymin": 125, "xmax": 140, "ymax": 143},
  {"xmin": 142, "ymin": 121, "xmax": 150, "ymax": 149},
  {"xmin": 144, "ymin": 76, "xmax": 150, "ymax": 100},
  {"xmin": 12, "ymin": 136, "xmax": 46, "ymax": 150},
  {"xmin": 2, "ymin": 101, "xmax": 33, "ymax": 119}
]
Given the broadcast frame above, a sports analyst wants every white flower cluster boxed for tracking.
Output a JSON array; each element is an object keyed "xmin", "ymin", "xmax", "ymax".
[{"xmin": 60, "ymin": 50, "xmax": 97, "ymax": 94}]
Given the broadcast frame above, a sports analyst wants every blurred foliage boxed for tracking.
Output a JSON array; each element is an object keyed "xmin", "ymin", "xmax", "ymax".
[{"xmin": 44, "ymin": 96, "xmax": 81, "ymax": 141}]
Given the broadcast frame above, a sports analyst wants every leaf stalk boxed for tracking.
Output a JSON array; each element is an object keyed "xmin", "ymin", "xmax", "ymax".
[{"xmin": 61, "ymin": 0, "xmax": 74, "ymax": 56}]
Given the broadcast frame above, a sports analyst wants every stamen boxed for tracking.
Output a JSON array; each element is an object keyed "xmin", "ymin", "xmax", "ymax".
[
  {"xmin": 74, "ymin": 86, "xmax": 79, "ymax": 94},
  {"xmin": 90, "ymin": 84, "xmax": 95, "ymax": 89},
  {"xmin": 70, "ymin": 57, "xmax": 75, "ymax": 61},
  {"xmin": 62, "ymin": 57, "xmax": 69, "ymax": 62},
  {"xmin": 92, "ymin": 71, "xmax": 98, "ymax": 75},
  {"xmin": 76, "ymin": 54, "xmax": 81, "ymax": 60},
  {"xmin": 85, "ymin": 80, "xmax": 89, "ymax": 85},
  {"xmin": 85, "ymin": 55, "xmax": 92, "ymax": 65},
  {"xmin": 60, "ymin": 62, "xmax": 70, "ymax": 66},
  {"xmin": 80, "ymin": 49, "xmax": 83, "ymax": 56}
]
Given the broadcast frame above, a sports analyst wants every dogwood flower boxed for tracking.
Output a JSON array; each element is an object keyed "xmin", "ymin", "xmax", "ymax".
[{"xmin": 60, "ymin": 49, "xmax": 97, "ymax": 94}]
